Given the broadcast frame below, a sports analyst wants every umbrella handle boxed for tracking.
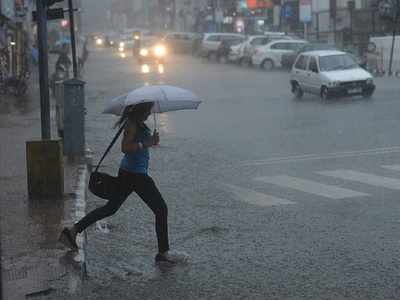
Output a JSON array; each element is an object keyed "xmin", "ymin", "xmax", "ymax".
[{"xmin": 153, "ymin": 113, "xmax": 157, "ymax": 132}]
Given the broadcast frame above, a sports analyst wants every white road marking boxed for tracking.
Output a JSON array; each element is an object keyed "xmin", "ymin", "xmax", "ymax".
[
  {"xmin": 318, "ymin": 170, "xmax": 400, "ymax": 190},
  {"xmin": 221, "ymin": 183, "xmax": 295, "ymax": 207},
  {"xmin": 382, "ymin": 165, "xmax": 400, "ymax": 171},
  {"xmin": 255, "ymin": 175, "xmax": 368, "ymax": 199},
  {"xmin": 241, "ymin": 146, "xmax": 400, "ymax": 166}
]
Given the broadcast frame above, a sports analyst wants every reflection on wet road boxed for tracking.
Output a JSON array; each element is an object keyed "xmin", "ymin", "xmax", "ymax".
[{"xmin": 75, "ymin": 47, "xmax": 400, "ymax": 299}]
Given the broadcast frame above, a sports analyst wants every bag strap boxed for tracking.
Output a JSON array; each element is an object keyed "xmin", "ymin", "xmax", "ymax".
[{"xmin": 94, "ymin": 119, "xmax": 128, "ymax": 172}]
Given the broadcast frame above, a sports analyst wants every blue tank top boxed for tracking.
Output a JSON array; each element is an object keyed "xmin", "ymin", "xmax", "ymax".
[{"xmin": 120, "ymin": 123, "xmax": 151, "ymax": 174}]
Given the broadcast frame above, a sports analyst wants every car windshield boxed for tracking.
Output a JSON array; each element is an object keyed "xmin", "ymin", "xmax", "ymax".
[{"xmin": 319, "ymin": 54, "xmax": 359, "ymax": 71}]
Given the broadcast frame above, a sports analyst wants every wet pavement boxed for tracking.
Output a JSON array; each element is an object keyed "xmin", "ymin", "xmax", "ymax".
[
  {"xmin": 0, "ymin": 68, "xmax": 87, "ymax": 299},
  {"xmin": 38, "ymin": 48, "xmax": 400, "ymax": 299}
]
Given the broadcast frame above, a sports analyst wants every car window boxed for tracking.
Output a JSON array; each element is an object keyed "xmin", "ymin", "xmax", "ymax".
[
  {"xmin": 270, "ymin": 43, "xmax": 288, "ymax": 50},
  {"xmin": 308, "ymin": 57, "xmax": 319, "ymax": 73},
  {"xmin": 207, "ymin": 35, "xmax": 220, "ymax": 42},
  {"xmin": 250, "ymin": 38, "xmax": 263, "ymax": 46},
  {"xmin": 294, "ymin": 55, "xmax": 308, "ymax": 70},
  {"xmin": 288, "ymin": 43, "xmax": 306, "ymax": 51},
  {"xmin": 319, "ymin": 54, "xmax": 358, "ymax": 71}
]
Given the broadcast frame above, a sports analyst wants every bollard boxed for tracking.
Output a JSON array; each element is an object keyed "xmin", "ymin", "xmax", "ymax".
[
  {"xmin": 63, "ymin": 78, "xmax": 86, "ymax": 158},
  {"xmin": 55, "ymin": 81, "xmax": 64, "ymax": 138},
  {"xmin": 26, "ymin": 139, "xmax": 64, "ymax": 199}
]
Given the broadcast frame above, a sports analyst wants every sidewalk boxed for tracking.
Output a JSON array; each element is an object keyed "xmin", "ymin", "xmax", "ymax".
[{"xmin": 0, "ymin": 69, "xmax": 88, "ymax": 299}]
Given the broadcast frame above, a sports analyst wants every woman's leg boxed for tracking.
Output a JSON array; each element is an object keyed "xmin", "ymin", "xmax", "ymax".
[
  {"xmin": 74, "ymin": 170, "xmax": 134, "ymax": 233},
  {"xmin": 133, "ymin": 175, "xmax": 170, "ymax": 254}
]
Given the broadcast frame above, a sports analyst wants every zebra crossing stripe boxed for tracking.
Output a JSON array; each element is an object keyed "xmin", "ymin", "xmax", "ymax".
[
  {"xmin": 382, "ymin": 165, "xmax": 400, "ymax": 171},
  {"xmin": 221, "ymin": 183, "xmax": 295, "ymax": 207},
  {"xmin": 255, "ymin": 175, "xmax": 368, "ymax": 199},
  {"xmin": 318, "ymin": 170, "xmax": 400, "ymax": 190}
]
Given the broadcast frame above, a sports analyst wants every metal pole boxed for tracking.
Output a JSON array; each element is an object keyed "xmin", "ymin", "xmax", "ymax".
[
  {"xmin": 68, "ymin": 0, "xmax": 78, "ymax": 78},
  {"xmin": 388, "ymin": 0, "xmax": 399, "ymax": 75},
  {"xmin": 350, "ymin": 7, "xmax": 353, "ymax": 45},
  {"xmin": 37, "ymin": 0, "xmax": 51, "ymax": 139}
]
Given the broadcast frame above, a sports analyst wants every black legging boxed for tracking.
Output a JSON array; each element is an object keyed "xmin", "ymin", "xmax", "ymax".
[{"xmin": 75, "ymin": 169, "xmax": 169, "ymax": 253}]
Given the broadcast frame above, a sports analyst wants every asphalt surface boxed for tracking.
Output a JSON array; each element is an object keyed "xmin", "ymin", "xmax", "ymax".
[{"xmin": 61, "ymin": 48, "xmax": 400, "ymax": 299}]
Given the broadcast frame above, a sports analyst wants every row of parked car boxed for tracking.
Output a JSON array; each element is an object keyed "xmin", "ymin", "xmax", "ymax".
[
  {"xmin": 194, "ymin": 32, "xmax": 366, "ymax": 71},
  {"xmin": 193, "ymin": 32, "xmax": 375, "ymax": 99}
]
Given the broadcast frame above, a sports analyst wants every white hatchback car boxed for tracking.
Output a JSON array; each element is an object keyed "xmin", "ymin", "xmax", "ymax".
[
  {"xmin": 290, "ymin": 50, "xmax": 375, "ymax": 99},
  {"xmin": 252, "ymin": 39, "xmax": 308, "ymax": 70}
]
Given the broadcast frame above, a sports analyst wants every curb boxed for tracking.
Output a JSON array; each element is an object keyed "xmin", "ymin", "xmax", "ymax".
[{"xmin": 74, "ymin": 162, "xmax": 89, "ymax": 280}]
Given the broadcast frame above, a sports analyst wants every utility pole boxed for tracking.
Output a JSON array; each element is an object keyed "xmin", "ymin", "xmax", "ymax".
[
  {"xmin": 36, "ymin": 0, "xmax": 51, "ymax": 139},
  {"xmin": 388, "ymin": 0, "xmax": 399, "ymax": 75},
  {"xmin": 68, "ymin": 0, "xmax": 78, "ymax": 78}
]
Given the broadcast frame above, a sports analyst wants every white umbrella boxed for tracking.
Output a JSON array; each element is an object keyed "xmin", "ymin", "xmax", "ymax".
[{"xmin": 103, "ymin": 85, "xmax": 202, "ymax": 116}]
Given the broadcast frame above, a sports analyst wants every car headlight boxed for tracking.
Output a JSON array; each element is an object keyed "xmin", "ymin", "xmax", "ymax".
[
  {"xmin": 119, "ymin": 42, "xmax": 125, "ymax": 48},
  {"xmin": 154, "ymin": 45, "xmax": 167, "ymax": 57},
  {"xmin": 96, "ymin": 38, "xmax": 103, "ymax": 45},
  {"xmin": 366, "ymin": 78, "xmax": 373, "ymax": 85},
  {"xmin": 140, "ymin": 48, "xmax": 149, "ymax": 56},
  {"xmin": 118, "ymin": 47, "xmax": 124, "ymax": 52},
  {"xmin": 110, "ymin": 41, "xmax": 114, "ymax": 45}
]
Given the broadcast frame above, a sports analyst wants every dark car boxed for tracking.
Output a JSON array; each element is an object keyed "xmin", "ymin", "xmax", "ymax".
[
  {"xmin": 137, "ymin": 38, "xmax": 167, "ymax": 65},
  {"xmin": 282, "ymin": 43, "xmax": 337, "ymax": 69},
  {"xmin": 216, "ymin": 38, "xmax": 245, "ymax": 63}
]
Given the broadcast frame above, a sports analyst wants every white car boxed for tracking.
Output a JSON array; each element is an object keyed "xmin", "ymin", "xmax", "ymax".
[
  {"xmin": 252, "ymin": 39, "xmax": 308, "ymax": 70},
  {"xmin": 290, "ymin": 50, "xmax": 375, "ymax": 99},
  {"xmin": 228, "ymin": 34, "xmax": 293, "ymax": 65},
  {"xmin": 200, "ymin": 33, "xmax": 244, "ymax": 59}
]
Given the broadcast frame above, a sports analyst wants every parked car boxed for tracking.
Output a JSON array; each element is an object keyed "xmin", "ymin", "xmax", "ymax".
[
  {"xmin": 216, "ymin": 37, "xmax": 246, "ymax": 63},
  {"xmin": 228, "ymin": 34, "xmax": 293, "ymax": 65},
  {"xmin": 163, "ymin": 32, "xmax": 197, "ymax": 54},
  {"xmin": 281, "ymin": 43, "xmax": 337, "ymax": 69},
  {"xmin": 244, "ymin": 34, "xmax": 294, "ymax": 66},
  {"xmin": 290, "ymin": 50, "xmax": 375, "ymax": 100},
  {"xmin": 200, "ymin": 33, "xmax": 245, "ymax": 60},
  {"xmin": 252, "ymin": 39, "xmax": 308, "ymax": 70}
]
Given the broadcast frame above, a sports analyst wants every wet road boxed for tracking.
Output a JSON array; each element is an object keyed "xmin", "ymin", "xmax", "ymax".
[{"xmin": 71, "ymin": 48, "xmax": 400, "ymax": 299}]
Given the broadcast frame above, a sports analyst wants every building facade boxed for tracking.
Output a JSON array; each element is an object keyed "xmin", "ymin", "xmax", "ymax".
[{"xmin": 1, "ymin": 0, "xmax": 32, "ymax": 80}]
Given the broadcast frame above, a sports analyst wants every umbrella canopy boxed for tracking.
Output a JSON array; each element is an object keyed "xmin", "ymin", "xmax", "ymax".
[{"xmin": 103, "ymin": 85, "xmax": 202, "ymax": 116}]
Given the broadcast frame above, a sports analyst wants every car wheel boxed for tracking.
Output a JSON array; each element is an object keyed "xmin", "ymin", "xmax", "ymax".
[
  {"xmin": 293, "ymin": 83, "xmax": 303, "ymax": 99},
  {"xmin": 262, "ymin": 59, "xmax": 274, "ymax": 71},
  {"xmin": 321, "ymin": 87, "xmax": 329, "ymax": 100}
]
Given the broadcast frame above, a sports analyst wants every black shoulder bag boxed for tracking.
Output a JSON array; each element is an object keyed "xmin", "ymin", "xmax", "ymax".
[{"xmin": 88, "ymin": 120, "xmax": 127, "ymax": 199}]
